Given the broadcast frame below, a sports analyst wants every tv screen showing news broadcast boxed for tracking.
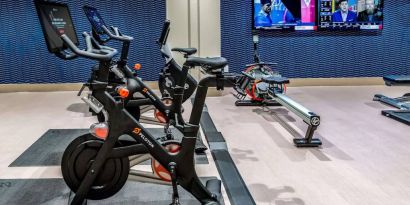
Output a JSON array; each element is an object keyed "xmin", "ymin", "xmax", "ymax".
[
  {"xmin": 317, "ymin": 0, "xmax": 383, "ymax": 30},
  {"xmin": 253, "ymin": 0, "xmax": 317, "ymax": 31}
]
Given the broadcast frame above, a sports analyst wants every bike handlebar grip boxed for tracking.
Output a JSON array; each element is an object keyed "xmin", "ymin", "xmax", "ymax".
[
  {"xmin": 61, "ymin": 34, "xmax": 83, "ymax": 54},
  {"xmin": 56, "ymin": 50, "xmax": 78, "ymax": 60},
  {"xmin": 102, "ymin": 25, "xmax": 134, "ymax": 42},
  {"xmin": 100, "ymin": 45, "xmax": 116, "ymax": 52},
  {"xmin": 82, "ymin": 32, "xmax": 93, "ymax": 52},
  {"xmin": 60, "ymin": 34, "xmax": 118, "ymax": 61},
  {"xmin": 112, "ymin": 26, "xmax": 120, "ymax": 36},
  {"xmin": 64, "ymin": 52, "xmax": 78, "ymax": 60}
]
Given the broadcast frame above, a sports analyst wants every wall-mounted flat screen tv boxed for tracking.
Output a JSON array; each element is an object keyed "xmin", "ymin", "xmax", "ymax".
[
  {"xmin": 317, "ymin": 0, "xmax": 383, "ymax": 30},
  {"xmin": 253, "ymin": 0, "xmax": 317, "ymax": 31}
]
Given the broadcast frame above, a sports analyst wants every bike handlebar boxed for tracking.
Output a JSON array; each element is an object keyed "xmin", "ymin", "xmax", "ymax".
[
  {"xmin": 102, "ymin": 25, "xmax": 134, "ymax": 42},
  {"xmin": 60, "ymin": 32, "xmax": 118, "ymax": 61},
  {"xmin": 158, "ymin": 20, "xmax": 170, "ymax": 46}
]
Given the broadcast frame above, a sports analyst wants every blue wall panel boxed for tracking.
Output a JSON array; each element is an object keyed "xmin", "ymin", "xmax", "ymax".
[
  {"xmin": 0, "ymin": 0, "xmax": 165, "ymax": 83},
  {"xmin": 221, "ymin": 0, "xmax": 410, "ymax": 78}
]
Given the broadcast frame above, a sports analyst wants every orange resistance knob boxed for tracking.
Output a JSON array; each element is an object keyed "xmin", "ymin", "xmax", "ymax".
[
  {"xmin": 117, "ymin": 87, "xmax": 130, "ymax": 98},
  {"xmin": 134, "ymin": 63, "xmax": 141, "ymax": 70}
]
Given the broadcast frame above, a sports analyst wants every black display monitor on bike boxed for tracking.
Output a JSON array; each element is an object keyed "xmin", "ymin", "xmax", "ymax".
[
  {"xmin": 83, "ymin": 6, "xmax": 110, "ymax": 42},
  {"xmin": 83, "ymin": 5, "xmax": 132, "ymax": 44},
  {"xmin": 83, "ymin": 6, "xmax": 107, "ymax": 34},
  {"xmin": 34, "ymin": 0, "xmax": 78, "ymax": 53}
]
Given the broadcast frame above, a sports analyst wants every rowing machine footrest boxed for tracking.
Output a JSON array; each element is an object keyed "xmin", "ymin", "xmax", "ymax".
[{"xmin": 293, "ymin": 138, "xmax": 322, "ymax": 147}]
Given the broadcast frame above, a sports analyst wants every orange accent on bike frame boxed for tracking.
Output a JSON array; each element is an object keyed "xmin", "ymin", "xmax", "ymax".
[
  {"xmin": 133, "ymin": 128, "xmax": 142, "ymax": 135},
  {"xmin": 134, "ymin": 63, "xmax": 141, "ymax": 70},
  {"xmin": 117, "ymin": 87, "xmax": 129, "ymax": 98}
]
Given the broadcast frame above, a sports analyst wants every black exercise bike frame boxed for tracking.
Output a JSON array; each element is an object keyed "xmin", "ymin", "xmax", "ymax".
[{"xmin": 72, "ymin": 57, "xmax": 231, "ymax": 204}]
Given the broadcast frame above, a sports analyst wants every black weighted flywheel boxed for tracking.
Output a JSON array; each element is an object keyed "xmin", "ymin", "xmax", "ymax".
[{"xmin": 61, "ymin": 134, "xmax": 129, "ymax": 200}]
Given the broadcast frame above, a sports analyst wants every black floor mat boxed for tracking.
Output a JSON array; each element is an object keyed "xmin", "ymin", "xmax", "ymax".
[
  {"xmin": 200, "ymin": 106, "xmax": 256, "ymax": 205},
  {"xmin": 0, "ymin": 178, "xmax": 223, "ymax": 205},
  {"xmin": 9, "ymin": 128, "xmax": 208, "ymax": 167},
  {"xmin": 0, "ymin": 179, "xmax": 70, "ymax": 205}
]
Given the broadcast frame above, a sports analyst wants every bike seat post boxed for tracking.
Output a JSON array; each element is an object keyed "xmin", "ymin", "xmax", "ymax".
[{"xmin": 172, "ymin": 64, "xmax": 190, "ymax": 120}]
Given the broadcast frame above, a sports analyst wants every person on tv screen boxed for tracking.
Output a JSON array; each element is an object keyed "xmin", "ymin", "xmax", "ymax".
[
  {"xmin": 255, "ymin": 0, "xmax": 273, "ymax": 27},
  {"xmin": 269, "ymin": 0, "xmax": 298, "ymax": 24},
  {"xmin": 332, "ymin": 0, "xmax": 357, "ymax": 23},
  {"xmin": 358, "ymin": 0, "xmax": 382, "ymax": 22}
]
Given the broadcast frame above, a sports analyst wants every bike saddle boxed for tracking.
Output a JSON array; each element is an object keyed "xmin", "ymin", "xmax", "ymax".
[
  {"xmin": 262, "ymin": 76, "xmax": 289, "ymax": 84},
  {"xmin": 171, "ymin": 47, "xmax": 197, "ymax": 56},
  {"xmin": 186, "ymin": 57, "xmax": 228, "ymax": 72}
]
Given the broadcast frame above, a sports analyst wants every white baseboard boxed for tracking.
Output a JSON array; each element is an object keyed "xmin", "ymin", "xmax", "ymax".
[
  {"xmin": 0, "ymin": 82, "xmax": 159, "ymax": 93},
  {"xmin": 288, "ymin": 77, "xmax": 384, "ymax": 87},
  {"xmin": 0, "ymin": 77, "xmax": 384, "ymax": 93}
]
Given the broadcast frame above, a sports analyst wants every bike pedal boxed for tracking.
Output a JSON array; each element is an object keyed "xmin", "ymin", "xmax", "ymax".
[{"xmin": 206, "ymin": 179, "xmax": 221, "ymax": 201}]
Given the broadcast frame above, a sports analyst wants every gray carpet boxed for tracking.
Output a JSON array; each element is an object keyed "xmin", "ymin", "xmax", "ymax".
[
  {"xmin": 10, "ymin": 128, "xmax": 208, "ymax": 167},
  {"xmin": 0, "ymin": 178, "xmax": 223, "ymax": 205}
]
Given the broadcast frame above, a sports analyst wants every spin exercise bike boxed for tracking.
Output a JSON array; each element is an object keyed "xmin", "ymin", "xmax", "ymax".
[
  {"xmin": 81, "ymin": 6, "xmax": 208, "ymax": 152},
  {"xmin": 233, "ymin": 34, "xmax": 322, "ymax": 147},
  {"xmin": 35, "ymin": 0, "xmax": 235, "ymax": 204}
]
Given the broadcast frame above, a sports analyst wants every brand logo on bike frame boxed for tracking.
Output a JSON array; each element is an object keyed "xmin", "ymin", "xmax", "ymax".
[
  {"xmin": 142, "ymin": 88, "xmax": 156, "ymax": 101},
  {"xmin": 133, "ymin": 127, "xmax": 154, "ymax": 148}
]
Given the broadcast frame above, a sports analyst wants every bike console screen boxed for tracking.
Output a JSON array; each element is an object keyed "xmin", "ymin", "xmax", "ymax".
[
  {"xmin": 83, "ymin": 6, "xmax": 110, "ymax": 42},
  {"xmin": 83, "ymin": 6, "xmax": 108, "ymax": 35},
  {"xmin": 35, "ymin": 0, "xmax": 78, "ymax": 53}
]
